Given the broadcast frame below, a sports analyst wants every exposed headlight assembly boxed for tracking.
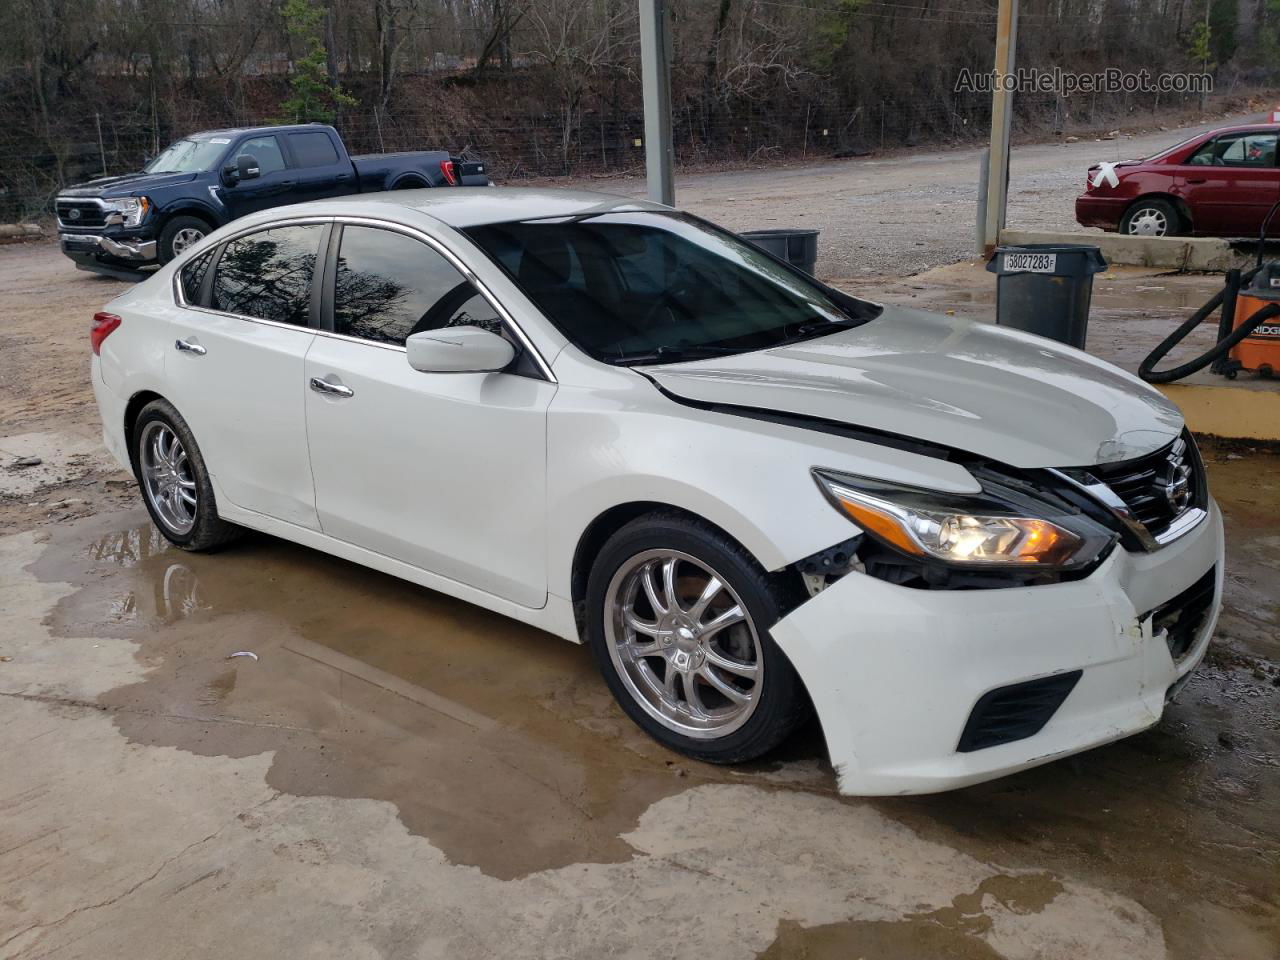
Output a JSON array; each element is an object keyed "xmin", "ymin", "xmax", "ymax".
[
  {"xmin": 813, "ymin": 469, "xmax": 1116, "ymax": 573},
  {"xmin": 104, "ymin": 196, "xmax": 150, "ymax": 227}
]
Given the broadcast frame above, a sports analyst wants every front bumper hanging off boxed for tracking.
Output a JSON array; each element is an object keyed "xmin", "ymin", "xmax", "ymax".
[
  {"xmin": 60, "ymin": 233, "xmax": 158, "ymax": 279},
  {"xmin": 770, "ymin": 500, "xmax": 1225, "ymax": 796}
]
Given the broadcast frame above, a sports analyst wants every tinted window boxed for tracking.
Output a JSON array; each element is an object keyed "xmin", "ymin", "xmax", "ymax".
[
  {"xmin": 466, "ymin": 212, "xmax": 870, "ymax": 364},
  {"xmin": 179, "ymin": 250, "xmax": 214, "ymax": 304},
  {"xmin": 288, "ymin": 132, "xmax": 341, "ymax": 168},
  {"xmin": 210, "ymin": 224, "xmax": 323, "ymax": 326},
  {"xmin": 233, "ymin": 135, "xmax": 287, "ymax": 175},
  {"xmin": 333, "ymin": 226, "xmax": 497, "ymax": 345}
]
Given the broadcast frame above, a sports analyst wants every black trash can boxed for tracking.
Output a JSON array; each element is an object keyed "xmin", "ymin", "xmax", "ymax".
[
  {"xmin": 741, "ymin": 228, "xmax": 820, "ymax": 275},
  {"xmin": 985, "ymin": 243, "xmax": 1108, "ymax": 349}
]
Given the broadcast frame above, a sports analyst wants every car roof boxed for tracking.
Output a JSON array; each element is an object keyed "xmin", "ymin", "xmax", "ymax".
[
  {"xmin": 188, "ymin": 124, "xmax": 334, "ymax": 140},
  {"xmin": 313, "ymin": 188, "xmax": 672, "ymax": 228},
  {"xmin": 1199, "ymin": 123, "xmax": 1280, "ymax": 137}
]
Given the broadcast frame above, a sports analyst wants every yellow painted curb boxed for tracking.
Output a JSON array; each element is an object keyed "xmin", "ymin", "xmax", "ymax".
[{"xmin": 1159, "ymin": 383, "xmax": 1280, "ymax": 442}]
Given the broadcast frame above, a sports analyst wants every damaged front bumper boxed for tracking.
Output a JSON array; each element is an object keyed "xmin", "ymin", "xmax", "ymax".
[
  {"xmin": 60, "ymin": 232, "xmax": 158, "ymax": 278},
  {"xmin": 770, "ymin": 500, "xmax": 1224, "ymax": 795}
]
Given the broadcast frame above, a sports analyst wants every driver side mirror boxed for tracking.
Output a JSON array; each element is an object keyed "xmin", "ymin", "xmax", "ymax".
[
  {"xmin": 222, "ymin": 154, "xmax": 261, "ymax": 186},
  {"xmin": 406, "ymin": 326, "xmax": 515, "ymax": 374}
]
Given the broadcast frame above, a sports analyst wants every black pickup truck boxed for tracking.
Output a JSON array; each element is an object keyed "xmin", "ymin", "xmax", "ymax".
[{"xmin": 55, "ymin": 123, "xmax": 488, "ymax": 276}]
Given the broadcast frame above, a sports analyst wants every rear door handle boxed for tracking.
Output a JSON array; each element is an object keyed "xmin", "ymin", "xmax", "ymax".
[
  {"xmin": 174, "ymin": 338, "xmax": 206, "ymax": 356},
  {"xmin": 1186, "ymin": 178, "xmax": 1206, "ymax": 184},
  {"xmin": 310, "ymin": 376, "xmax": 354, "ymax": 398}
]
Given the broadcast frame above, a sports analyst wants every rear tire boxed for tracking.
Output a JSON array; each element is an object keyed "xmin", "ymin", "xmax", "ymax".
[
  {"xmin": 586, "ymin": 513, "xmax": 811, "ymax": 764},
  {"xmin": 132, "ymin": 399, "xmax": 241, "ymax": 551},
  {"xmin": 157, "ymin": 216, "xmax": 211, "ymax": 264},
  {"xmin": 1120, "ymin": 198, "xmax": 1181, "ymax": 237}
]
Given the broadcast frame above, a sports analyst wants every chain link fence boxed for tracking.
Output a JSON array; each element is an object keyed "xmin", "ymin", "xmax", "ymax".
[{"xmin": 0, "ymin": 85, "xmax": 1212, "ymax": 222}]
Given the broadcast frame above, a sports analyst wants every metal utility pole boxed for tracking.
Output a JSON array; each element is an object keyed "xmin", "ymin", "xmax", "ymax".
[
  {"xmin": 639, "ymin": 0, "xmax": 675, "ymax": 206},
  {"xmin": 981, "ymin": 0, "xmax": 1019, "ymax": 255}
]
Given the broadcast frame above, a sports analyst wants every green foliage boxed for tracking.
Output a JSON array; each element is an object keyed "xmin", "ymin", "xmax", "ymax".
[
  {"xmin": 1187, "ymin": 15, "xmax": 1213, "ymax": 72},
  {"xmin": 810, "ymin": 0, "xmax": 865, "ymax": 74},
  {"xmin": 278, "ymin": 0, "xmax": 357, "ymax": 124}
]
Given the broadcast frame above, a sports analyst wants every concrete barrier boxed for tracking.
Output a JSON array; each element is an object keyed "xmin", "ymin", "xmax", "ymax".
[{"xmin": 998, "ymin": 229, "xmax": 1233, "ymax": 272}]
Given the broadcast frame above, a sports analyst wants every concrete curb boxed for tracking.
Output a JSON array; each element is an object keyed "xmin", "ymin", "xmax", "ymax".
[
  {"xmin": 1158, "ymin": 382, "xmax": 1280, "ymax": 442},
  {"xmin": 998, "ymin": 229, "xmax": 1233, "ymax": 272}
]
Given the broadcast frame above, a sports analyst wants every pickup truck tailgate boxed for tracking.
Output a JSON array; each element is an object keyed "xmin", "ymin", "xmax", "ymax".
[{"xmin": 459, "ymin": 160, "xmax": 490, "ymax": 186}]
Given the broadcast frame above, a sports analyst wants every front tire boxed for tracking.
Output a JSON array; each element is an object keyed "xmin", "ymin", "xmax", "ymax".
[
  {"xmin": 1120, "ymin": 198, "xmax": 1181, "ymax": 237},
  {"xmin": 586, "ymin": 513, "xmax": 810, "ymax": 763},
  {"xmin": 133, "ymin": 399, "xmax": 241, "ymax": 551},
  {"xmin": 157, "ymin": 216, "xmax": 211, "ymax": 263}
]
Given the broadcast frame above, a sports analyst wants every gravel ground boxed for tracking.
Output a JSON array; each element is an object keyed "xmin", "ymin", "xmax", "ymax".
[{"xmin": 555, "ymin": 110, "xmax": 1266, "ymax": 279}]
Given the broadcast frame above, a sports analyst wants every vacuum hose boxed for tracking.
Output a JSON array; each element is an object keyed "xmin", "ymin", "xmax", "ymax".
[{"xmin": 1138, "ymin": 265, "xmax": 1279, "ymax": 383}]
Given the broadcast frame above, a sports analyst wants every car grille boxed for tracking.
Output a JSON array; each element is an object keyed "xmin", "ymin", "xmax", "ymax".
[
  {"xmin": 55, "ymin": 199, "xmax": 106, "ymax": 229},
  {"xmin": 1149, "ymin": 567, "xmax": 1217, "ymax": 662},
  {"xmin": 956, "ymin": 671, "xmax": 1082, "ymax": 753},
  {"xmin": 1091, "ymin": 431, "xmax": 1203, "ymax": 541}
]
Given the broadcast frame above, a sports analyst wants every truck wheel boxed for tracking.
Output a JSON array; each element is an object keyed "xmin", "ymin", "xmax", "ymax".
[
  {"xmin": 158, "ymin": 216, "xmax": 211, "ymax": 263},
  {"xmin": 1120, "ymin": 199, "xmax": 1181, "ymax": 237}
]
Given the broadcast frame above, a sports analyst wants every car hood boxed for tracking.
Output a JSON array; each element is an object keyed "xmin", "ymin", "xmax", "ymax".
[
  {"xmin": 646, "ymin": 306, "xmax": 1183, "ymax": 469},
  {"xmin": 59, "ymin": 172, "xmax": 200, "ymax": 197}
]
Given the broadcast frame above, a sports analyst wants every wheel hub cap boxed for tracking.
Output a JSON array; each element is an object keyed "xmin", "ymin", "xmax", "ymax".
[{"xmin": 604, "ymin": 549, "xmax": 763, "ymax": 739}]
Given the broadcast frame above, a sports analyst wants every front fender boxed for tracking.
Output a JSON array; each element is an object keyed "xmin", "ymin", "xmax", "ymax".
[
  {"xmin": 544, "ymin": 374, "xmax": 980, "ymax": 600},
  {"xmin": 156, "ymin": 189, "xmax": 227, "ymax": 228}
]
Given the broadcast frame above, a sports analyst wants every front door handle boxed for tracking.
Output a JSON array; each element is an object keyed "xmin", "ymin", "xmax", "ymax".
[
  {"xmin": 1186, "ymin": 178, "xmax": 1207, "ymax": 184},
  {"xmin": 174, "ymin": 338, "xmax": 206, "ymax": 356},
  {"xmin": 310, "ymin": 376, "xmax": 354, "ymax": 398}
]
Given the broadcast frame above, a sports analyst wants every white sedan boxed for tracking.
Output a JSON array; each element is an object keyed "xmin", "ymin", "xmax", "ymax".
[{"xmin": 89, "ymin": 189, "xmax": 1224, "ymax": 794}]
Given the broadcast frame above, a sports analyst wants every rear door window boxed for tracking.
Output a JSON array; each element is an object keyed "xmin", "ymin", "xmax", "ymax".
[
  {"xmin": 332, "ymin": 225, "xmax": 498, "ymax": 345},
  {"xmin": 209, "ymin": 224, "xmax": 324, "ymax": 326},
  {"xmin": 1220, "ymin": 133, "xmax": 1277, "ymax": 167},
  {"xmin": 1188, "ymin": 133, "xmax": 1279, "ymax": 167},
  {"xmin": 288, "ymin": 132, "xmax": 341, "ymax": 168}
]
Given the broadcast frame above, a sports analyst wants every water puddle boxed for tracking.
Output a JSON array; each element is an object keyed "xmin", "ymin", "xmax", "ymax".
[{"xmin": 31, "ymin": 510, "xmax": 829, "ymax": 880}]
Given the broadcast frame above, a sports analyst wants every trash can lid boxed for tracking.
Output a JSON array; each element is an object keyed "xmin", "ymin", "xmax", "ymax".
[{"xmin": 986, "ymin": 243, "xmax": 1107, "ymax": 276}]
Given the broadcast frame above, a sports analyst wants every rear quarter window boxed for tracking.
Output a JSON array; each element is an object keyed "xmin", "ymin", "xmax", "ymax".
[
  {"xmin": 288, "ymin": 132, "xmax": 341, "ymax": 168},
  {"xmin": 179, "ymin": 250, "xmax": 214, "ymax": 305}
]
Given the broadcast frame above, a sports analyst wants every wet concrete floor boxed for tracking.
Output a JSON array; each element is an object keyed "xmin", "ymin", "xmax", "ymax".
[{"xmin": 2, "ymin": 442, "xmax": 1275, "ymax": 958}]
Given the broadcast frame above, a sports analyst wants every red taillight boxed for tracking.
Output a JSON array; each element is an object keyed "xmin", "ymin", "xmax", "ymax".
[
  {"xmin": 91, "ymin": 312, "xmax": 121, "ymax": 355},
  {"xmin": 440, "ymin": 159, "xmax": 459, "ymax": 186}
]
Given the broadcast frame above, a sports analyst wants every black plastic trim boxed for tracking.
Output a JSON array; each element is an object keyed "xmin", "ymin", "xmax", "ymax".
[{"xmin": 957, "ymin": 670, "xmax": 1083, "ymax": 753}]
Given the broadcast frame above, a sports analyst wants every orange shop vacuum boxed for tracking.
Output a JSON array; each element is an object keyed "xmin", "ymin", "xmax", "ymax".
[{"xmin": 1140, "ymin": 199, "xmax": 1280, "ymax": 383}]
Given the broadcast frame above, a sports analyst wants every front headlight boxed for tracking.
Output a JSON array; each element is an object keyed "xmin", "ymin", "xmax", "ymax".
[
  {"xmin": 814, "ymin": 470, "xmax": 1115, "ymax": 571},
  {"xmin": 104, "ymin": 196, "xmax": 150, "ymax": 227}
]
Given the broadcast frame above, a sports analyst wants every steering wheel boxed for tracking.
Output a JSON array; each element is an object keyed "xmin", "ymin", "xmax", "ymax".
[{"xmin": 637, "ymin": 287, "xmax": 689, "ymax": 330}]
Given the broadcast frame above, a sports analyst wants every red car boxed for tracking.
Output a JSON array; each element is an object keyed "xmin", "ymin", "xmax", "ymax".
[{"xmin": 1075, "ymin": 123, "xmax": 1279, "ymax": 238}]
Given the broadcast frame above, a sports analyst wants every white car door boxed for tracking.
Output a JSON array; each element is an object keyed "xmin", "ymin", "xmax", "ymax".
[
  {"xmin": 166, "ymin": 221, "xmax": 326, "ymax": 530},
  {"xmin": 303, "ymin": 222, "xmax": 555, "ymax": 608}
]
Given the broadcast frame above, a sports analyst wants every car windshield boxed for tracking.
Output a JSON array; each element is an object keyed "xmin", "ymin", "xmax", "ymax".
[
  {"xmin": 465, "ymin": 211, "xmax": 877, "ymax": 364},
  {"xmin": 144, "ymin": 138, "xmax": 227, "ymax": 174}
]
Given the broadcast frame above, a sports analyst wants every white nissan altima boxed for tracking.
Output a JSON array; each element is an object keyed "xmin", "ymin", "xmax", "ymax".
[{"xmin": 89, "ymin": 188, "xmax": 1224, "ymax": 794}]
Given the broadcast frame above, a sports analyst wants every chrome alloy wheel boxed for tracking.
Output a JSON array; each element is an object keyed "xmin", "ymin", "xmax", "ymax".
[
  {"xmin": 604, "ymin": 549, "xmax": 763, "ymax": 739},
  {"xmin": 139, "ymin": 421, "xmax": 198, "ymax": 535},
  {"xmin": 170, "ymin": 227, "xmax": 206, "ymax": 256},
  {"xmin": 1127, "ymin": 207, "xmax": 1169, "ymax": 236}
]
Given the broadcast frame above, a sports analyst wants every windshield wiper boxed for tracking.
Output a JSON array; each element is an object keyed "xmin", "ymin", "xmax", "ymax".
[
  {"xmin": 771, "ymin": 317, "xmax": 861, "ymax": 347},
  {"xmin": 605, "ymin": 344, "xmax": 743, "ymax": 366}
]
